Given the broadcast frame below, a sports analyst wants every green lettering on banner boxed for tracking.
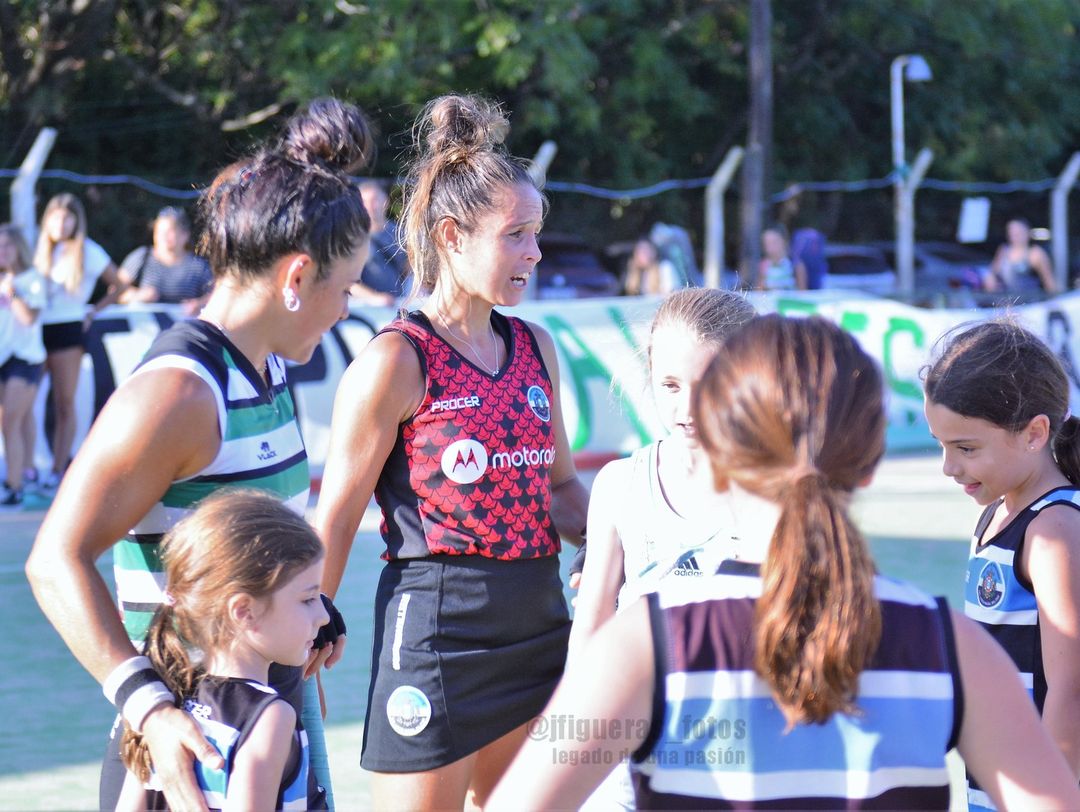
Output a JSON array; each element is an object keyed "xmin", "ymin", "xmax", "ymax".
[
  {"xmin": 545, "ymin": 312, "xmax": 652, "ymax": 450},
  {"xmin": 882, "ymin": 316, "xmax": 925, "ymax": 404},
  {"xmin": 776, "ymin": 298, "xmax": 819, "ymax": 317},
  {"xmin": 839, "ymin": 311, "xmax": 870, "ymax": 334}
]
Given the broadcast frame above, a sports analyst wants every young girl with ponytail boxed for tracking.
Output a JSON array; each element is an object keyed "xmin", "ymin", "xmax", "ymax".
[
  {"xmin": 924, "ymin": 319, "xmax": 1080, "ymax": 811},
  {"xmin": 117, "ymin": 490, "xmax": 330, "ymax": 810},
  {"xmin": 490, "ymin": 315, "xmax": 1079, "ymax": 811}
]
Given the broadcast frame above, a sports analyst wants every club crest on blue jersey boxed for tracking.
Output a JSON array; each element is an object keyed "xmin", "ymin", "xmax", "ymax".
[
  {"xmin": 977, "ymin": 561, "xmax": 1006, "ymax": 608},
  {"xmin": 526, "ymin": 385, "xmax": 550, "ymax": 422},
  {"xmin": 386, "ymin": 685, "xmax": 432, "ymax": 737}
]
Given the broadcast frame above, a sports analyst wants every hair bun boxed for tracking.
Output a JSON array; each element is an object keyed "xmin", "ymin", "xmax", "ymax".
[
  {"xmin": 281, "ymin": 97, "xmax": 374, "ymax": 174},
  {"xmin": 422, "ymin": 95, "xmax": 509, "ymax": 165}
]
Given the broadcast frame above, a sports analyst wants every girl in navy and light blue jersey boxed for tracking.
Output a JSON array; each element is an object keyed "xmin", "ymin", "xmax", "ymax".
[
  {"xmin": 490, "ymin": 315, "xmax": 1079, "ymax": 811},
  {"xmin": 925, "ymin": 320, "xmax": 1080, "ymax": 811},
  {"xmin": 117, "ymin": 491, "xmax": 330, "ymax": 811}
]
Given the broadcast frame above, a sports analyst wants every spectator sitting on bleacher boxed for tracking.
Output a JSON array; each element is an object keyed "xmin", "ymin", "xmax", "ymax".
[{"xmin": 119, "ymin": 207, "xmax": 212, "ymax": 316}]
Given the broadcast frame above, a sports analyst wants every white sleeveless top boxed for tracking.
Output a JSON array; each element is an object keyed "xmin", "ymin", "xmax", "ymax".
[{"xmin": 614, "ymin": 440, "xmax": 739, "ymax": 608}]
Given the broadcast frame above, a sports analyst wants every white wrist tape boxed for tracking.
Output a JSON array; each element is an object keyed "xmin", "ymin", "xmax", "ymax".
[{"xmin": 102, "ymin": 655, "xmax": 174, "ymax": 734}]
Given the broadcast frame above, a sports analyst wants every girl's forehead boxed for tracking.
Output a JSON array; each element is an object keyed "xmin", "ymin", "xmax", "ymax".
[
  {"xmin": 489, "ymin": 183, "xmax": 543, "ymax": 221},
  {"xmin": 651, "ymin": 326, "xmax": 714, "ymax": 373}
]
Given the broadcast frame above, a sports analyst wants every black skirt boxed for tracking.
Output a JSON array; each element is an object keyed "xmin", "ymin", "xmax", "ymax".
[{"xmin": 361, "ymin": 553, "xmax": 571, "ymax": 772}]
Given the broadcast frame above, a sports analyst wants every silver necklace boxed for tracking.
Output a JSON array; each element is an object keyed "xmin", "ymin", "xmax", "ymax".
[{"xmin": 437, "ymin": 310, "xmax": 501, "ymax": 375}]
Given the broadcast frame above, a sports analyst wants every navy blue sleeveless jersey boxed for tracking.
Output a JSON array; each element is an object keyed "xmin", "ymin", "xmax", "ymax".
[
  {"xmin": 142, "ymin": 677, "xmax": 326, "ymax": 810},
  {"xmin": 374, "ymin": 311, "xmax": 560, "ymax": 560},
  {"xmin": 632, "ymin": 561, "xmax": 962, "ymax": 810},
  {"xmin": 963, "ymin": 486, "xmax": 1080, "ymax": 812}
]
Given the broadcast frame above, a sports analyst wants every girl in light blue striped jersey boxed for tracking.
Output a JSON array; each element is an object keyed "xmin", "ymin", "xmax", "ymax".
[
  {"xmin": 117, "ymin": 490, "xmax": 330, "ymax": 811},
  {"xmin": 491, "ymin": 315, "xmax": 1079, "ymax": 811},
  {"xmin": 925, "ymin": 319, "xmax": 1080, "ymax": 812}
]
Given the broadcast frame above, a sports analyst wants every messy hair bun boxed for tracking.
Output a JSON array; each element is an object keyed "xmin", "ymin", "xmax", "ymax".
[
  {"xmin": 282, "ymin": 97, "xmax": 375, "ymax": 174},
  {"xmin": 421, "ymin": 95, "xmax": 510, "ymax": 166},
  {"xmin": 400, "ymin": 93, "xmax": 539, "ymax": 297},
  {"xmin": 199, "ymin": 97, "xmax": 372, "ymax": 281}
]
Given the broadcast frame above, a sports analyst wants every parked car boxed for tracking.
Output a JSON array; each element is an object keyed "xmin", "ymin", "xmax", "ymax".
[
  {"xmin": 536, "ymin": 233, "xmax": 621, "ymax": 299},
  {"xmin": 822, "ymin": 244, "xmax": 896, "ymax": 295},
  {"xmin": 873, "ymin": 241, "xmax": 991, "ymax": 292}
]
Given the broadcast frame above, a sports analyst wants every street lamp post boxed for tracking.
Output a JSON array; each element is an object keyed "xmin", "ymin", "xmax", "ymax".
[{"xmin": 891, "ymin": 54, "xmax": 932, "ymax": 297}]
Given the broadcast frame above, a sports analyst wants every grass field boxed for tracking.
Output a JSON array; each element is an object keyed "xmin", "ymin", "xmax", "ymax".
[{"xmin": 0, "ymin": 453, "xmax": 976, "ymax": 811}]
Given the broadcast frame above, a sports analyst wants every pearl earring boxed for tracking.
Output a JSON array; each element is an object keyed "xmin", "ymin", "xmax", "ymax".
[{"xmin": 283, "ymin": 286, "xmax": 301, "ymax": 312}]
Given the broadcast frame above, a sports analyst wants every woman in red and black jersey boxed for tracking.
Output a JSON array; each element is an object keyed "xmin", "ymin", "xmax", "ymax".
[{"xmin": 315, "ymin": 94, "xmax": 588, "ymax": 809}]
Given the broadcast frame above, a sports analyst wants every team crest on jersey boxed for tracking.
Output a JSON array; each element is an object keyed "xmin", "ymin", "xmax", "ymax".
[
  {"xmin": 977, "ymin": 560, "xmax": 1006, "ymax": 608},
  {"xmin": 441, "ymin": 438, "xmax": 488, "ymax": 484},
  {"xmin": 526, "ymin": 385, "xmax": 550, "ymax": 422},
  {"xmin": 386, "ymin": 685, "xmax": 432, "ymax": 737}
]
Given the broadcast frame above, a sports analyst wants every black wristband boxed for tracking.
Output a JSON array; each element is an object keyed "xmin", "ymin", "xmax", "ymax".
[
  {"xmin": 313, "ymin": 593, "xmax": 347, "ymax": 649},
  {"xmin": 569, "ymin": 542, "xmax": 588, "ymax": 577}
]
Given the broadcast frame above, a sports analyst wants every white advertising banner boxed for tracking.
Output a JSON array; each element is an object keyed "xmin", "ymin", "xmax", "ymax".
[{"xmin": 26, "ymin": 291, "xmax": 1080, "ymax": 475}]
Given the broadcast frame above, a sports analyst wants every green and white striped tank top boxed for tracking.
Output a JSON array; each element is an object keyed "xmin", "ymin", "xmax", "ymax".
[{"xmin": 112, "ymin": 321, "xmax": 310, "ymax": 646}]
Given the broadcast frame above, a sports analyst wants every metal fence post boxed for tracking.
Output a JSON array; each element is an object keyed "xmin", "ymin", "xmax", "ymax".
[
  {"xmin": 896, "ymin": 147, "xmax": 933, "ymax": 297},
  {"xmin": 1052, "ymin": 152, "xmax": 1080, "ymax": 292},
  {"xmin": 10, "ymin": 128, "xmax": 58, "ymax": 248},
  {"xmin": 703, "ymin": 146, "xmax": 744, "ymax": 289}
]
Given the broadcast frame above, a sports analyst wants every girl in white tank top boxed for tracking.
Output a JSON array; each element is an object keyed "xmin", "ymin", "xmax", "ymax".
[{"xmin": 569, "ymin": 288, "xmax": 755, "ymax": 811}]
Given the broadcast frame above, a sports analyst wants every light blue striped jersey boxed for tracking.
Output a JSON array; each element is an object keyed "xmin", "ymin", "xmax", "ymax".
[
  {"xmin": 143, "ymin": 676, "xmax": 325, "ymax": 810},
  {"xmin": 963, "ymin": 486, "xmax": 1080, "ymax": 812},
  {"xmin": 631, "ymin": 561, "xmax": 961, "ymax": 809},
  {"xmin": 111, "ymin": 321, "xmax": 310, "ymax": 646}
]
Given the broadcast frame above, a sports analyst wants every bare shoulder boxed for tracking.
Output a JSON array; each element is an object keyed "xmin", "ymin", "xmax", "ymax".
[
  {"xmin": 520, "ymin": 318, "xmax": 553, "ymax": 345},
  {"xmin": 519, "ymin": 318, "xmax": 561, "ymax": 370},
  {"xmin": 237, "ymin": 698, "xmax": 297, "ymax": 760},
  {"xmin": 1027, "ymin": 503, "xmax": 1080, "ymax": 548},
  {"xmin": 100, "ymin": 365, "xmax": 220, "ymax": 448},
  {"xmin": 592, "ymin": 455, "xmax": 634, "ymax": 496},
  {"xmin": 337, "ymin": 328, "xmax": 424, "ymax": 415}
]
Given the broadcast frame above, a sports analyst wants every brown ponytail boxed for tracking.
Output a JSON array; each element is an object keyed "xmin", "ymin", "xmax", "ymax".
[
  {"xmin": 120, "ymin": 603, "xmax": 201, "ymax": 781},
  {"xmin": 693, "ymin": 315, "xmax": 885, "ymax": 726}
]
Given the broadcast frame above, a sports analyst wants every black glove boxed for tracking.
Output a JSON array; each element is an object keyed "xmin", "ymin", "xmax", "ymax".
[
  {"xmin": 568, "ymin": 542, "xmax": 588, "ymax": 577},
  {"xmin": 313, "ymin": 593, "xmax": 347, "ymax": 650}
]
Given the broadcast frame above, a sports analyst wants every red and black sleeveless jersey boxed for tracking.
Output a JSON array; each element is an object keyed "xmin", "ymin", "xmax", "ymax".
[{"xmin": 373, "ymin": 311, "xmax": 560, "ymax": 561}]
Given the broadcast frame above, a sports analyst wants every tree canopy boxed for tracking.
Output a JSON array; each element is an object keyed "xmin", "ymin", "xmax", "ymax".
[{"xmin": 2, "ymin": 0, "xmax": 1078, "ymax": 258}]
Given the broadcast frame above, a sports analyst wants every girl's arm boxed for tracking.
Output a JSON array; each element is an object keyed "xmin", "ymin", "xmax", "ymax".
[
  {"xmin": 794, "ymin": 258, "xmax": 808, "ymax": 291},
  {"xmin": 85, "ymin": 262, "xmax": 129, "ymax": 322},
  {"xmin": 314, "ymin": 331, "xmax": 424, "ymax": 600},
  {"xmin": 6, "ymin": 288, "xmax": 40, "ymax": 327},
  {"xmin": 223, "ymin": 700, "xmax": 297, "ymax": 811},
  {"xmin": 567, "ymin": 461, "xmax": 630, "ymax": 660},
  {"xmin": 1031, "ymin": 246, "xmax": 1058, "ymax": 294},
  {"xmin": 116, "ymin": 769, "xmax": 150, "ymax": 812},
  {"xmin": 527, "ymin": 321, "xmax": 589, "ymax": 546},
  {"xmin": 1023, "ymin": 506, "xmax": 1080, "ymax": 776},
  {"xmin": 25, "ymin": 368, "xmax": 226, "ymax": 810},
  {"xmin": 488, "ymin": 598, "xmax": 655, "ymax": 811},
  {"xmin": 984, "ymin": 246, "xmax": 1006, "ymax": 291},
  {"xmin": 954, "ymin": 610, "xmax": 1080, "ymax": 809}
]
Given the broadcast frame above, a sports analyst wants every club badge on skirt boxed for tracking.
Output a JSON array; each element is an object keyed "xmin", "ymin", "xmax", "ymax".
[{"xmin": 386, "ymin": 685, "xmax": 433, "ymax": 737}]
